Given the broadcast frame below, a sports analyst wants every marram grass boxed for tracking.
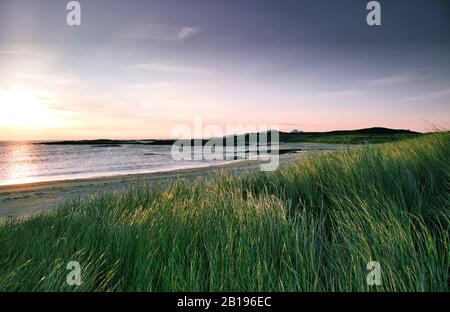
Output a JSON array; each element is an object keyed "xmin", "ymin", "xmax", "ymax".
[{"xmin": 0, "ymin": 133, "xmax": 448, "ymax": 291}]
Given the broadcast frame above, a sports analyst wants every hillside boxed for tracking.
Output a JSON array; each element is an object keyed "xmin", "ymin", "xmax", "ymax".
[
  {"xmin": 36, "ymin": 127, "xmax": 422, "ymax": 146},
  {"xmin": 278, "ymin": 127, "xmax": 421, "ymax": 144}
]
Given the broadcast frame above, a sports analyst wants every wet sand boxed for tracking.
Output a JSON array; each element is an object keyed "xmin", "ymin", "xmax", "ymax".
[{"xmin": 0, "ymin": 145, "xmax": 350, "ymax": 220}]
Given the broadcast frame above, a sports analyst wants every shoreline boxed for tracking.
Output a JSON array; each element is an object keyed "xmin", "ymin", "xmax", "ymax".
[
  {"xmin": 0, "ymin": 160, "xmax": 243, "ymax": 189},
  {"xmin": 0, "ymin": 152, "xmax": 314, "ymax": 220}
]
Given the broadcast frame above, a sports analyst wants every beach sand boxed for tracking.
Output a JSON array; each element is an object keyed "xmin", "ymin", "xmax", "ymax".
[{"xmin": 0, "ymin": 147, "xmax": 344, "ymax": 220}]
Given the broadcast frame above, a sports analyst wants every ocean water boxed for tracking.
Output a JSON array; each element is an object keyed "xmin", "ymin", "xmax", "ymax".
[{"xmin": 0, "ymin": 142, "xmax": 246, "ymax": 186}]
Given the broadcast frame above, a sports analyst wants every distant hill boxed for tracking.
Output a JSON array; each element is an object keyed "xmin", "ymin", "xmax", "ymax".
[
  {"xmin": 277, "ymin": 127, "xmax": 421, "ymax": 144},
  {"xmin": 36, "ymin": 127, "xmax": 421, "ymax": 146},
  {"xmin": 303, "ymin": 127, "xmax": 419, "ymax": 136}
]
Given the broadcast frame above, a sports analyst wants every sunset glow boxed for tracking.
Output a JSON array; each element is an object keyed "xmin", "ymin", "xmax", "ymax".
[
  {"xmin": 0, "ymin": 0, "xmax": 449, "ymax": 140},
  {"xmin": 0, "ymin": 87, "xmax": 70, "ymax": 129}
]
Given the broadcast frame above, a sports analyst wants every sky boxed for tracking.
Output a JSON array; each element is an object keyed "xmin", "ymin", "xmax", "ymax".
[{"xmin": 0, "ymin": 0, "xmax": 449, "ymax": 140}]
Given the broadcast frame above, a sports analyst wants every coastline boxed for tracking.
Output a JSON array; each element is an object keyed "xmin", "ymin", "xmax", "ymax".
[{"xmin": 0, "ymin": 151, "xmax": 318, "ymax": 220}]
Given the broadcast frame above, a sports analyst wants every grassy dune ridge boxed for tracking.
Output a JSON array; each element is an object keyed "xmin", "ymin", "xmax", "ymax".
[{"xmin": 0, "ymin": 133, "xmax": 448, "ymax": 291}]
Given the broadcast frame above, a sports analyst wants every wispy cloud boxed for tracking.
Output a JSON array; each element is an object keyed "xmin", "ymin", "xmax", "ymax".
[
  {"xmin": 365, "ymin": 70, "xmax": 430, "ymax": 86},
  {"xmin": 287, "ymin": 90, "xmax": 363, "ymax": 103},
  {"xmin": 15, "ymin": 72, "xmax": 81, "ymax": 86},
  {"xmin": 0, "ymin": 45, "xmax": 54, "ymax": 61},
  {"xmin": 400, "ymin": 88, "xmax": 450, "ymax": 102},
  {"xmin": 368, "ymin": 75, "xmax": 415, "ymax": 86},
  {"xmin": 0, "ymin": 48, "xmax": 39, "ymax": 57},
  {"xmin": 430, "ymin": 88, "xmax": 450, "ymax": 97},
  {"xmin": 123, "ymin": 63, "xmax": 212, "ymax": 75},
  {"xmin": 120, "ymin": 23, "xmax": 201, "ymax": 42},
  {"xmin": 177, "ymin": 26, "xmax": 201, "ymax": 41}
]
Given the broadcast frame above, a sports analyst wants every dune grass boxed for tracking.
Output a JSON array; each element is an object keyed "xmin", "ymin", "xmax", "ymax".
[{"xmin": 0, "ymin": 132, "xmax": 448, "ymax": 291}]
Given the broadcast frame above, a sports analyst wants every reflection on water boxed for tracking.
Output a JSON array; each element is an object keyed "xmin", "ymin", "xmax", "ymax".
[
  {"xmin": 1, "ymin": 143, "xmax": 38, "ymax": 185},
  {"xmin": 0, "ymin": 142, "xmax": 236, "ymax": 186}
]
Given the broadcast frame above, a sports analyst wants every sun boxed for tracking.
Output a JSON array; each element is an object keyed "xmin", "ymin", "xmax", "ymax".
[{"xmin": 0, "ymin": 87, "xmax": 69, "ymax": 128}]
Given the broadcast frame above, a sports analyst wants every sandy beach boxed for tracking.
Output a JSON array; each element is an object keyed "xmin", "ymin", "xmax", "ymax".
[{"xmin": 1, "ymin": 149, "xmax": 333, "ymax": 220}]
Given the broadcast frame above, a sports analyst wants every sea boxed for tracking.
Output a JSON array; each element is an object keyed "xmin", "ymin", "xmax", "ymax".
[{"xmin": 0, "ymin": 141, "xmax": 253, "ymax": 186}]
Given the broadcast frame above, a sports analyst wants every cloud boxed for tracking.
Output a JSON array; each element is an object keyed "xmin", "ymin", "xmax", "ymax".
[
  {"xmin": 365, "ymin": 70, "xmax": 430, "ymax": 86},
  {"xmin": 401, "ymin": 88, "xmax": 450, "ymax": 102},
  {"xmin": 0, "ymin": 48, "xmax": 40, "ymax": 57},
  {"xmin": 177, "ymin": 26, "xmax": 201, "ymax": 41},
  {"xmin": 15, "ymin": 72, "xmax": 81, "ymax": 86},
  {"xmin": 0, "ymin": 45, "xmax": 55, "ymax": 61},
  {"xmin": 288, "ymin": 90, "xmax": 363, "ymax": 103},
  {"xmin": 430, "ymin": 88, "xmax": 450, "ymax": 97},
  {"xmin": 368, "ymin": 75, "xmax": 416, "ymax": 86},
  {"xmin": 120, "ymin": 24, "xmax": 201, "ymax": 42},
  {"xmin": 123, "ymin": 63, "xmax": 212, "ymax": 75}
]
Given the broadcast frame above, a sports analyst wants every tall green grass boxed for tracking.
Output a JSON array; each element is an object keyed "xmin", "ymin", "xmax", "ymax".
[{"xmin": 0, "ymin": 133, "xmax": 448, "ymax": 291}]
